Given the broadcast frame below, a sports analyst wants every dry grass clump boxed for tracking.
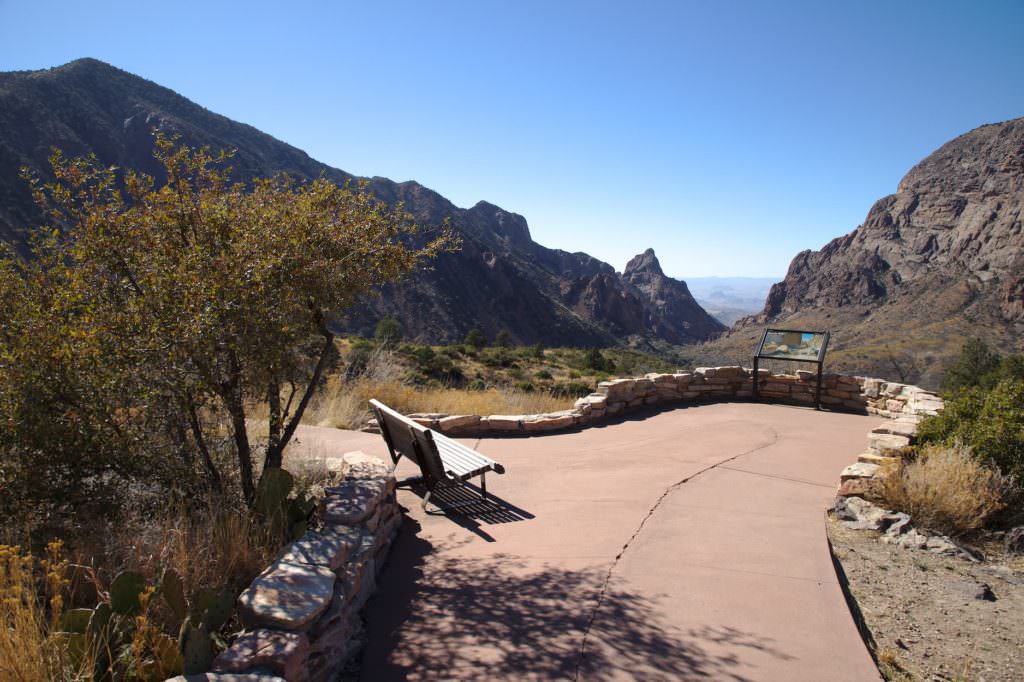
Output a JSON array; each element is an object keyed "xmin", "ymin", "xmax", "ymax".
[
  {"xmin": 309, "ymin": 378, "xmax": 573, "ymax": 429},
  {"xmin": 304, "ymin": 347, "xmax": 574, "ymax": 429},
  {"xmin": 879, "ymin": 443, "xmax": 1013, "ymax": 536},
  {"xmin": 0, "ymin": 541, "xmax": 95, "ymax": 681}
]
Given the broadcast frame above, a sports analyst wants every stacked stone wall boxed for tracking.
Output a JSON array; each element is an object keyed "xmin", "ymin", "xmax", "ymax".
[
  {"xmin": 174, "ymin": 453, "xmax": 401, "ymax": 682},
  {"xmin": 383, "ymin": 367, "xmax": 944, "ymax": 437}
]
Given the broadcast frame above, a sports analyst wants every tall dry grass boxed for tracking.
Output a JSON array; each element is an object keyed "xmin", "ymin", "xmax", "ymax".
[
  {"xmin": 0, "ymin": 541, "xmax": 95, "ymax": 681},
  {"xmin": 304, "ymin": 346, "xmax": 574, "ymax": 429},
  {"xmin": 109, "ymin": 502, "xmax": 281, "ymax": 601},
  {"xmin": 879, "ymin": 443, "xmax": 1013, "ymax": 536}
]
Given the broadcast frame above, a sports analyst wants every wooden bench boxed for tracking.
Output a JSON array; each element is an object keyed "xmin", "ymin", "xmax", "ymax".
[{"xmin": 369, "ymin": 399, "xmax": 506, "ymax": 512}]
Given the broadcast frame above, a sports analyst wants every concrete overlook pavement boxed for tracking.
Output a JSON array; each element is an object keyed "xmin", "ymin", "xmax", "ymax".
[{"xmin": 292, "ymin": 402, "xmax": 884, "ymax": 681}]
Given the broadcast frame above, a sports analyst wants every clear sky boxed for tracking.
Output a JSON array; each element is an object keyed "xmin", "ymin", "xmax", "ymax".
[{"xmin": 2, "ymin": 1, "xmax": 1022, "ymax": 279}]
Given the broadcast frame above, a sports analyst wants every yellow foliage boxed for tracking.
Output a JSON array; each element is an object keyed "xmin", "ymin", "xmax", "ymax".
[{"xmin": 0, "ymin": 541, "xmax": 93, "ymax": 681}]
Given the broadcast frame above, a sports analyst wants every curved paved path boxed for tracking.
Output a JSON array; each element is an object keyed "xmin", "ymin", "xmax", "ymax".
[{"xmin": 293, "ymin": 403, "xmax": 884, "ymax": 681}]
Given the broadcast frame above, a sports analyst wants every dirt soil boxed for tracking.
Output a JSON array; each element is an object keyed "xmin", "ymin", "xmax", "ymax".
[{"xmin": 827, "ymin": 518, "xmax": 1024, "ymax": 681}]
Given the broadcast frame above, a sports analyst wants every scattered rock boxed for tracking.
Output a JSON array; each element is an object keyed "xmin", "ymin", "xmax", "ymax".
[
  {"xmin": 949, "ymin": 580, "xmax": 997, "ymax": 602},
  {"xmin": 832, "ymin": 496, "xmax": 890, "ymax": 530},
  {"xmin": 1004, "ymin": 526, "xmax": 1024, "ymax": 555}
]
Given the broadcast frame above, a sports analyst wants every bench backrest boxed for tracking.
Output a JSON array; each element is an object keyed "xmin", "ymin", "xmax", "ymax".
[{"xmin": 369, "ymin": 399, "xmax": 449, "ymax": 483}]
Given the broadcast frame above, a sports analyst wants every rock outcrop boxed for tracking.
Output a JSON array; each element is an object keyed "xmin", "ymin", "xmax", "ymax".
[
  {"xmin": 702, "ymin": 117, "xmax": 1024, "ymax": 387},
  {"xmin": 0, "ymin": 58, "xmax": 723, "ymax": 348}
]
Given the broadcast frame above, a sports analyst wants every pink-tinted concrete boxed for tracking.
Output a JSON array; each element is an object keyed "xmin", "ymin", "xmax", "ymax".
[{"xmin": 296, "ymin": 403, "xmax": 884, "ymax": 681}]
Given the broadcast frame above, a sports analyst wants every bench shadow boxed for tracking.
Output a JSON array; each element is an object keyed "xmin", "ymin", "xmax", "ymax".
[
  {"xmin": 399, "ymin": 480, "xmax": 534, "ymax": 543},
  {"xmin": 360, "ymin": 518, "xmax": 794, "ymax": 681}
]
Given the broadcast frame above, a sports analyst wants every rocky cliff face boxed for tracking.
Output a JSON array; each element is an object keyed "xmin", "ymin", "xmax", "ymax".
[
  {"xmin": 0, "ymin": 59, "xmax": 723, "ymax": 347},
  {"xmin": 702, "ymin": 117, "xmax": 1024, "ymax": 387}
]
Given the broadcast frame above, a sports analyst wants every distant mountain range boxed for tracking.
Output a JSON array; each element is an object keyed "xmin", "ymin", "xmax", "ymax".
[
  {"xmin": 701, "ymin": 117, "xmax": 1024, "ymax": 387},
  {"xmin": 684, "ymin": 277, "xmax": 777, "ymax": 326},
  {"xmin": 0, "ymin": 59, "xmax": 724, "ymax": 347}
]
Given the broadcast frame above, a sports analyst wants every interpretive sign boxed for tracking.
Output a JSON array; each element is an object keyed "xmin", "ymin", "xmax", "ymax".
[{"xmin": 753, "ymin": 328, "xmax": 831, "ymax": 409}]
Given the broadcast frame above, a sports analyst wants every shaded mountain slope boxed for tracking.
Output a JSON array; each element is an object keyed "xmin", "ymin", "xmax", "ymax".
[{"xmin": 0, "ymin": 59, "xmax": 723, "ymax": 346}]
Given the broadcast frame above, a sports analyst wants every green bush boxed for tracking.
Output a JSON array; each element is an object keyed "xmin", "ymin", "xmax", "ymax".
[
  {"xmin": 918, "ymin": 378, "xmax": 1024, "ymax": 482},
  {"xmin": 464, "ymin": 328, "xmax": 487, "ymax": 348},
  {"xmin": 942, "ymin": 339, "xmax": 1024, "ymax": 392},
  {"xmin": 535, "ymin": 369, "xmax": 553, "ymax": 381},
  {"xmin": 374, "ymin": 316, "xmax": 403, "ymax": 346},
  {"xmin": 551, "ymin": 381, "xmax": 593, "ymax": 398}
]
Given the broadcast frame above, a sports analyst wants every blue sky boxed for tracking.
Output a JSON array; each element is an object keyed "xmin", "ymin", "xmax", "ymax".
[{"xmin": 2, "ymin": 1, "xmax": 1022, "ymax": 278}]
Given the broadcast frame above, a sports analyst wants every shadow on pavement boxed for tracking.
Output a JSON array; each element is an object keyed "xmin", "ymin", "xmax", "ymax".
[{"xmin": 360, "ymin": 518, "xmax": 793, "ymax": 681}]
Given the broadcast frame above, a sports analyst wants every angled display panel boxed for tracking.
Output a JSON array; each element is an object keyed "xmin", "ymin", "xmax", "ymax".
[{"xmin": 755, "ymin": 329, "xmax": 829, "ymax": 363}]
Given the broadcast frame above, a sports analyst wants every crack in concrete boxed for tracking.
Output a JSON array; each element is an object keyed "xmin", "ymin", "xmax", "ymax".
[{"xmin": 572, "ymin": 428, "xmax": 780, "ymax": 680}]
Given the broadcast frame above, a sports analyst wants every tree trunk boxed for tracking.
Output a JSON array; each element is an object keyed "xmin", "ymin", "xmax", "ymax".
[
  {"xmin": 264, "ymin": 377, "xmax": 283, "ymax": 471},
  {"xmin": 263, "ymin": 332, "xmax": 334, "ymax": 470},
  {"xmin": 185, "ymin": 395, "xmax": 223, "ymax": 494},
  {"xmin": 224, "ymin": 390, "xmax": 255, "ymax": 502}
]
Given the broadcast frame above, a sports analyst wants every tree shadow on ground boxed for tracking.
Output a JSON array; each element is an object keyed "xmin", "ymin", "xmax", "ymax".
[{"xmin": 360, "ymin": 519, "xmax": 793, "ymax": 681}]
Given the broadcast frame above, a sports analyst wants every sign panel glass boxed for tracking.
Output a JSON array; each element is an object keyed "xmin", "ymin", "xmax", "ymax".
[{"xmin": 757, "ymin": 329, "xmax": 827, "ymax": 362}]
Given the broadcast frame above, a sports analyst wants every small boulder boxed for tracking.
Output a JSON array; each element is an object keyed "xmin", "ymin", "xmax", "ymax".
[
  {"xmin": 949, "ymin": 580, "xmax": 996, "ymax": 602},
  {"xmin": 1004, "ymin": 526, "xmax": 1024, "ymax": 555}
]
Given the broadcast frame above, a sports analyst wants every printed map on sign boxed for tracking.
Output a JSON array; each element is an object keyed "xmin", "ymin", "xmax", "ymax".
[{"xmin": 758, "ymin": 330, "xmax": 827, "ymax": 361}]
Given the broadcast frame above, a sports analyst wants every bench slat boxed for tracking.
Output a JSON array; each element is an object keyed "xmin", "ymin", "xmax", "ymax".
[{"xmin": 370, "ymin": 399, "xmax": 505, "ymax": 483}]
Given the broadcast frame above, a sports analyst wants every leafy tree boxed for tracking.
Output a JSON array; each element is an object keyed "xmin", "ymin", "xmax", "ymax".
[
  {"xmin": 1, "ymin": 136, "xmax": 452, "ymax": 506},
  {"xmin": 941, "ymin": 339, "xmax": 1003, "ymax": 393},
  {"xmin": 530, "ymin": 342, "xmax": 545, "ymax": 360},
  {"xmin": 464, "ymin": 328, "xmax": 487, "ymax": 349},
  {"xmin": 374, "ymin": 316, "xmax": 403, "ymax": 346},
  {"xmin": 582, "ymin": 347, "xmax": 613, "ymax": 372},
  {"xmin": 495, "ymin": 330, "xmax": 512, "ymax": 348}
]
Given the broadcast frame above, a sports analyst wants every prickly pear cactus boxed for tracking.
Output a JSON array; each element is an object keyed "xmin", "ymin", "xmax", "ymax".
[
  {"xmin": 179, "ymin": 619, "xmax": 214, "ymax": 675},
  {"xmin": 109, "ymin": 571, "xmax": 147, "ymax": 616},
  {"xmin": 161, "ymin": 568, "xmax": 187, "ymax": 621},
  {"xmin": 253, "ymin": 467, "xmax": 294, "ymax": 520}
]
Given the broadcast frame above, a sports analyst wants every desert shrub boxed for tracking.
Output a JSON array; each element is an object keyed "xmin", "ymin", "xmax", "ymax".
[
  {"xmin": 535, "ymin": 369, "xmax": 553, "ymax": 380},
  {"xmin": 467, "ymin": 379, "xmax": 487, "ymax": 391},
  {"xmin": 941, "ymin": 339, "xmax": 1024, "ymax": 393},
  {"xmin": 918, "ymin": 379, "xmax": 1024, "ymax": 481},
  {"xmin": 551, "ymin": 381, "xmax": 593, "ymax": 399},
  {"xmin": 481, "ymin": 347, "xmax": 516, "ymax": 368},
  {"xmin": 530, "ymin": 343, "xmax": 545, "ymax": 360},
  {"xmin": 374, "ymin": 316, "xmax": 403, "ymax": 346},
  {"xmin": 879, "ymin": 444, "xmax": 1013, "ymax": 535},
  {"xmin": 515, "ymin": 381, "xmax": 535, "ymax": 393},
  {"xmin": 495, "ymin": 330, "xmax": 512, "ymax": 348},
  {"xmin": 464, "ymin": 328, "xmax": 487, "ymax": 348}
]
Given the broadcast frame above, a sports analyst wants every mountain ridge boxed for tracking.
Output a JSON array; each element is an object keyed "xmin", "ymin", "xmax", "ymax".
[
  {"xmin": 701, "ymin": 116, "xmax": 1024, "ymax": 387},
  {"xmin": 0, "ymin": 58, "xmax": 725, "ymax": 347}
]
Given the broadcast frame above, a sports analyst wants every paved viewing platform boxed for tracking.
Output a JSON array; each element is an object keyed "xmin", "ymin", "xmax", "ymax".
[{"xmin": 295, "ymin": 402, "xmax": 884, "ymax": 681}]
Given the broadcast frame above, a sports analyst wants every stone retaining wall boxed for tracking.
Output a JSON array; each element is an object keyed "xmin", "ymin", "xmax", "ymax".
[
  {"xmin": 178, "ymin": 452, "xmax": 402, "ymax": 682},
  {"xmin": 382, "ymin": 367, "xmax": 945, "ymax": 437}
]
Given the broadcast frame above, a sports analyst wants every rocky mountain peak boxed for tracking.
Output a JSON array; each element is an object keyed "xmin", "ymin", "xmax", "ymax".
[{"xmin": 623, "ymin": 248, "xmax": 663, "ymax": 276}]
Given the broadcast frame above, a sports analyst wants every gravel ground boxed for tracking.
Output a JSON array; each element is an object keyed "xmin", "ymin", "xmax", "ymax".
[{"xmin": 827, "ymin": 518, "xmax": 1024, "ymax": 682}]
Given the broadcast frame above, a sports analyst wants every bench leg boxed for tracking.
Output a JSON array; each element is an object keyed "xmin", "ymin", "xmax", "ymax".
[{"xmin": 480, "ymin": 472, "xmax": 487, "ymax": 501}]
